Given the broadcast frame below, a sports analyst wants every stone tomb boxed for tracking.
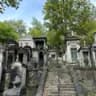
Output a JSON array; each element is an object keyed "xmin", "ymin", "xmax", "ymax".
[{"xmin": 18, "ymin": 35, "xmax": 48, "ymax": 69}]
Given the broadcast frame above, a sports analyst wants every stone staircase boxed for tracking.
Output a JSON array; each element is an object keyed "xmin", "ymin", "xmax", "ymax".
[{"xmin": 43, "ymin": 68, "xmax": 76, "ymax": 96}]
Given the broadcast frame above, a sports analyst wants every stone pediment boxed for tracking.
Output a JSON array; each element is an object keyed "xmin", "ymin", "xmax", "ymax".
[{"xmin": 18, "ymin": 35, "xmax": 35, "ymax": 48}]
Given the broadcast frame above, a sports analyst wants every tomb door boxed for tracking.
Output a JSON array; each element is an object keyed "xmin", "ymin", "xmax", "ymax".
[
  {"xmin": 71, "ymin": 48, "xmax": 77, "ymax": 62},
  {"xmin": 7, "ymin": 51, "xmax": 15, "ymax": 70},
  {"xmin": 83, "ymin": 51, "xmax": 89, "ymax": 66},
  {"xmin": 39, "ymin": 52, "xmax": 44, "ymax": 67},
  {"xmin": 19, "ymin": 53, "xmax": 23, "ymax": 63}
]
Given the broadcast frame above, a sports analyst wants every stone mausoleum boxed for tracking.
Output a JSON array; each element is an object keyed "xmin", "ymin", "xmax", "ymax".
[
  {"xmin": 65, "ymin": 32, "xmax": 96, "ymax": 67},
  {"xmin": 18, "ymin": 35, "xmax": 48, "ymax": 68}
]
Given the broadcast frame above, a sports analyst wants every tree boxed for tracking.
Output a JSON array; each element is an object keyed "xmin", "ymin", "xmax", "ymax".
[
  {"xmin": 46, "ymin": 29, "xmax": 64, "ymax": 48},
  {"xmin": 0, "ymin": 22, "xmax": 19, "ymax": 43},
  {"xmin": 0, "ymin": 0, "xmax": 22, "ymax": 13},
  {"xmin": 80, "ymin": 20, "xmax": 96, "ymax": 45},
  {"xmin": 4, "ymin": 20, "xmax": 27, "ymax": 37},
  {"xmin": 44, "ymin": 0, "xmax": 96, "ymax": 47},
  {"xmin": 29, "ymin": 18, "xmax": 46, "ymax": 37}
]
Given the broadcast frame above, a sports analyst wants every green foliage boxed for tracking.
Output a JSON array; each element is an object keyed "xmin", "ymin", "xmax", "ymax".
[
  {"xmin": 0, "ymin": 0, "xmax": 22, "ymax": 13},
  {"xmin": 44, "ymin": 0, "xmax": 96, "ymax": 47},
  {"xmin": 4, "ymin": 20, "xmax": 27, "ymax": 36},
  {"xmin": 29, "ymin": 28, "xmax": 43, "ymax": 37},
  {"xmin": 46, "ymin": 29, "xmax": 64, "ymax": 47},
  {"xmin": 80, "ymin": 20, "xmax": 96, "ymax": 45},
  {"xmin": 0, "ymin": 22, "xmax": 19, "ymax": 43},
  {"xmin": 29, "ymin": 18, "xmax": 46, "ymax": 37}
]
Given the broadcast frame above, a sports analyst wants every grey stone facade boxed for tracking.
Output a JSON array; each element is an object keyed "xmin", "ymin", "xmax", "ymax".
[{"xmin": 18, "ymin": 35, "xmax": 48, "ymax": 67}]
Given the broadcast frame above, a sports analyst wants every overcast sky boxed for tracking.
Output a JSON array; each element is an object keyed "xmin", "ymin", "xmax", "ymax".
[{"xmin": 0, "ymin": 0, "xmax": 95, "ymax": 27}]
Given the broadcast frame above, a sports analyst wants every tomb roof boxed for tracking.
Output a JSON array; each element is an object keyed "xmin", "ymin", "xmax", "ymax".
[
  {"xmin": 65, "ymin": 35, "xmax": 80, "ymax": 41},
  {"xmin": 33, "ymin": 37, "xmax": 47, "ymax": 42},
  {"xmin": 78, "ymin": 46, "xmax": 90, "ymax": 52},
  {"xmin": 19, "ymin": 35, "xmax": 32, "ymax": 41}
]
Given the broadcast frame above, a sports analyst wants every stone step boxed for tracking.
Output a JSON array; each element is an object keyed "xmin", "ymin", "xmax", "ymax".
[
  {"xmin": 43, "ymin": 68, "xmax": 76, "ymax": 96},
  {"xmin": 47, "ymin": 88, "xmax": 75, "ymax": 91},
  {"xmin": 45, "ymin": 86, "xmax": 75, "ymax": 90},
  {"xmin": 60, "ymin": 88, "xmax": 75, "ymax": 91},
  {"xmin": 60, "ymin": 85, "xmax": 74, "ymax": 88},
  {"xmin": 47, "ymin": 92, "xmax": 76, "ymax": 94},
  {"xmin": 46, "ymin": 79, "xmax": 73, "ymax": 82},
  {"xmin": 46, "ymin": 80, "xmax": 72, "ymax": 83},
  {"xmin": 47, "ymin": 93, "xmax": 76, "ymax": 96},
  {"xmin": 48, "ymin": 93, "xmax": 76, "ymax": 95},
  {"xmin": 47, "ymin": 89, "xmax": 75, "ymax": 92},
  {"xmin": 45, "ymin": 84, "xmax": 74, "ymax": 87}
]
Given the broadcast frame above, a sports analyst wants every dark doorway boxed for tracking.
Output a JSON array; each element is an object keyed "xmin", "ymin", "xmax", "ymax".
[
  {"xmin": 18, "ymin": 47, "xmax": 25, "ymax": 63},
  {"xmin": 19, "ymin": 53, "xmax": 23, "ymax": 63},
  {"xmin": 39, "ymin": 52, "xmax": 44, "ymax": 67},
  {"xmin": 24, "ymin": 46, "xmax": 32, "ymax": 62},
  {"xmin": 7, "ymin": 53, "xmax": 13, "ymax": 70},
  {"xmin": 83, "ymin": 51, "xmax": 89, "ymax": 66}
]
